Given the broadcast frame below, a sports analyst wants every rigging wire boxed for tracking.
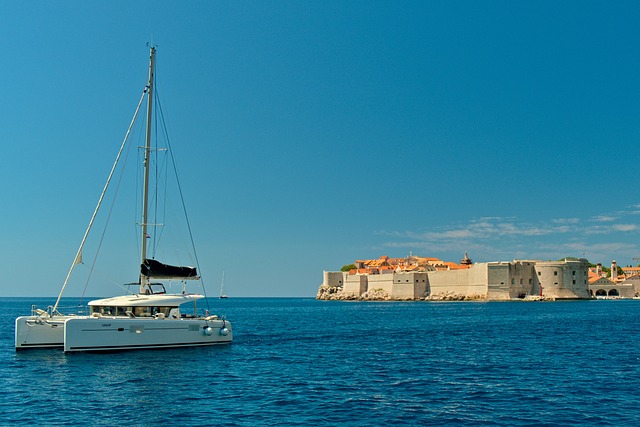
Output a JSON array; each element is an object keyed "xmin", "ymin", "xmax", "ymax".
[
  {"xmin": 79, "ymin": 122, "xmax": 136, "ymax": 304},
  {"xmin": 152, "ymin": 82, "xmax": 159, "ymax": 258},
  {"xmin": 52, "ymin": 86, "xmax": 149, "ymax": 314},
  {"xmin": 155, "ymin": 90, "xmax": 211, "ymax": 311}
]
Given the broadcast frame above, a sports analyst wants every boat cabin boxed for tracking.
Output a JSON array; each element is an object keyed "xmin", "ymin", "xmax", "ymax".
[
  {"xmin": 87, "ymin": 292, "xmax": 205, "ymax": 319},
  {"xmin": 90, "ymin": 305, "xmax": 179, "ymax": 318}
]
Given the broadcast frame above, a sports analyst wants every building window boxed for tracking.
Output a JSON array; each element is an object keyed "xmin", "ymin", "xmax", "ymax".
[
  {"xmin": 572, "ymin": 280, "xmax": 576, "ymax": 284},
  {"xmin": 538, "ymin": 272, "xmax": 541, "ymax": 276},
  {"xmin": 554, "ymin": 271, "xmax": 558, "ymax": 276},
  {"xmin": 572, "ymin": 271, "xmax": 576, "ymax": 276}
]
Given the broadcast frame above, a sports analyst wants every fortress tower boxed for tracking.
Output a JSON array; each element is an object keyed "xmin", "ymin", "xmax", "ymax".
[{"xmin": 460, "ymin": 252, "xmax": 473, "ymax": 265}]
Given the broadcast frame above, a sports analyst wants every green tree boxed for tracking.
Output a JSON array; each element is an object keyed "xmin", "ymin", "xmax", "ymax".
[{"xmin": 341, "ymin": 264, "xmax": 356, "ymax": 272}]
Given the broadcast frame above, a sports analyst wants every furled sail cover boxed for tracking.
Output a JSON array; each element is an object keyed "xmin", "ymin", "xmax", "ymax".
[{"xmin": 141, "ymin": 259, "xmax": 198, "ymax": 279}]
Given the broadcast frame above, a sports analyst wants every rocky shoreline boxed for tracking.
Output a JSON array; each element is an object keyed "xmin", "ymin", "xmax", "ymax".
[{"xmin": 316, "ymin": 284, "xmax": 557, "ymax": 302}]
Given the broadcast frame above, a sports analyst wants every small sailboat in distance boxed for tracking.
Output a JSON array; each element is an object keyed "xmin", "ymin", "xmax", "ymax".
[{"xmin": 220, "ymin": 271, "xmax": 228, "ymax": 299}]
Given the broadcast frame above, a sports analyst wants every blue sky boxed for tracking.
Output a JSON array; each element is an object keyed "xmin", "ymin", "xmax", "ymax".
[{"xmin": 2, "ymin": 1, "xmax": 640, "ymax": 297}]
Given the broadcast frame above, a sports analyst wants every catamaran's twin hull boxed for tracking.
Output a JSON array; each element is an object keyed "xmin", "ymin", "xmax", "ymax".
[
  {"xmin": 15, "ymin": 316, "xmax": 232, "ymax": 352},
  {"xmin": 15, "ymin": 317, "xmax": 65, "ymax": 349}
]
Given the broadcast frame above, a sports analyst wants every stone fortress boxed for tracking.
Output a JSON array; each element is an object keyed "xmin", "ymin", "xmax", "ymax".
[{"xmin": 316, "ymin": 253, "xmax": 627, "ymax": 301}]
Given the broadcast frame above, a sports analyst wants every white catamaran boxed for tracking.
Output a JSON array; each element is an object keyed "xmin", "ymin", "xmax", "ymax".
[{"xmin": 15, "ymin": 46, "xmax": 232, "ymax": 352}]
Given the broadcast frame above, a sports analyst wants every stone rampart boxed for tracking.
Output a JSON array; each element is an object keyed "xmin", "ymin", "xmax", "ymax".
[
  {"xmin": 534, "ymin": 259, "xmax": 591, "ymax": 299},
  {"xmin": 317, "ymin": 259, "xmax": 594, "ymax": 301}
]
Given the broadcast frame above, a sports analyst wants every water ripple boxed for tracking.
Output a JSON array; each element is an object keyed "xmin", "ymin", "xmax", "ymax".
[{"xmin": 2, "ymin": 298, "xmax": 640, "ymax": 425}]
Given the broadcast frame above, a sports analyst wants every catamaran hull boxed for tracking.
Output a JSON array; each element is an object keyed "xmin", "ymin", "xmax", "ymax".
[
  {"xmin": 15, "ymin": 316, "xmax": 66, "ymax": 350},
  {"xmin": 16, "ymin": 316, "xmax": 232, "ymax": 352},
  {"xmin": 63, "ymin": 317, "xmax": 232, "ymax": 352}
]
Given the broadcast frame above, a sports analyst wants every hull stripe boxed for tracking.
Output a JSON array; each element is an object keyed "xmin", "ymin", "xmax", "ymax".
[{"xmin": 67, "ymin": 341, "xmax": 231, "ymax": 351}]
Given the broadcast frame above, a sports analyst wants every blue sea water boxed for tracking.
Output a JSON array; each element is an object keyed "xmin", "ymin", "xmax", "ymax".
[{"xmin": 1, "ymin": 297, "xmax": 640, "ymax": 426}]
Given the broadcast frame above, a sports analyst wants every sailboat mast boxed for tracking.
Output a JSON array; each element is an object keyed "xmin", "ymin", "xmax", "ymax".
[{"xmin": 140, "ymin": 46, "xmax": 155, "ymax": 293}]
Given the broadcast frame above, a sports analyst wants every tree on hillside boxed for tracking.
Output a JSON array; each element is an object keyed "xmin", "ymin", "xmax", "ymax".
[{"xmin": 341, "ymin": 264, "xmax": 356, "ymax": 272}]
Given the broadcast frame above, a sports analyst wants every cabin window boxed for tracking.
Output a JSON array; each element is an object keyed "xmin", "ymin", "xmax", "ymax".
[
  {"xmin": 132, "ymin": 306, "xmax": 174, "ymax": 317},
  {"xmin": 116, "ymin": 307, "xmax": 130, "ymax": 317},
  {"xmin": 92, "ymin": 306, "xmax": 114, "ymax": 316},
  {"xmin": 157, "ymin": 307, "xmax": 173, "ymax": 316},
  {"xmin": 134, "ymin": 307, "xmax": 153, "ymax": 317},
  {"xmin": 149, "ymin": 283, "xmax": 167, "ymax": 294}
]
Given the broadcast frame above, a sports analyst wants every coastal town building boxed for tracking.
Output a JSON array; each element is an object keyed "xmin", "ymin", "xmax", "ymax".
[
  {"xmin": 621, "ymin": 266, "xmax": 640, "ymax": 278},
  {"xmin": 318, "ymin": 255, "xmax": 593, "ymax": 301},
  {"xmin": 587, "ymin": 262, "xmax": 640, "ymax": 298},
  {"xmin": 588, "ymin": 274, "xmax": 635, "ymax": 298}
]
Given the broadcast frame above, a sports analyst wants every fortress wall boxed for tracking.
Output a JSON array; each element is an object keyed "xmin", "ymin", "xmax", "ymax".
[
  {"xmin": 323, "ymin": 271, "xmax": 346, "ymax": 288},
  {"xmin": 514, "ymin": 261, "xmax": 538, "ymax": 297},
  {"xmin": 343, "ymin": 274, "xmax": 368, "ymax": 296},
  {"xmin": 563, "ymin": 260, "xmax": 591, "ymax": 299},
  {"xmin": 624, "ymin": 277, "xmax": 640, "ymax": 297},
  {"xmin": 427, "ymin": 268, "xmax": 478, "ymax": 296},
  {"xmin": 320, "ymin": 259, "xmax": 595, "ymax": 301},
  {"xmin": 534, "ymin": 259, "xmax": 591, "ymax": 299},
  {"xmin": 391, "ymin": 283, "xmax": 420, "ymax": 299},
  {"xmin": 367, "ymin": 274, "xmax": 395, "ymax": 295},
  {"xmin": 486, "ymin": 263, "xmax": 511, "ymax": 300},
  {"xmin": 466, "ymin": 264, "xmax": 490, "ymax": 296},
  {"xmin": 487, "ymin": 261, "xmax": 538, "ymax": 299},
  {"xmin": 390, "ymin": 272, "xmax": 428, "ymax": 298}
]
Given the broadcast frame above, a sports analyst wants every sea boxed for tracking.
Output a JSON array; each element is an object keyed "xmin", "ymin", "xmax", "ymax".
[{"xmin": 1, "ymin": 297, "xmax": 639, "ymax": 426}]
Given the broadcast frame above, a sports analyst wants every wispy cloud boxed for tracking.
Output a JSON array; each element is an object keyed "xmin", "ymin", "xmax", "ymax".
[
  {"xmin": 612, "ymin": 224, "xmax": 638, "ymax": 232},
  {"xmin": 552, "ymin": 217, "xmax": 580, "ymax": 225},
  {"xmin": 378, "ymin": 207, "xmax": 640, "ymax": 264},
  {"xmin": 591, "ymin": 215, "xmax": 617, "ymax": 223}
]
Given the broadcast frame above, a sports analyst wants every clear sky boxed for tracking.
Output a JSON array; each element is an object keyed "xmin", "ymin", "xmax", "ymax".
[{"xmin": 2, "ymin": 1, "xmax": 640, "ymax": 298}]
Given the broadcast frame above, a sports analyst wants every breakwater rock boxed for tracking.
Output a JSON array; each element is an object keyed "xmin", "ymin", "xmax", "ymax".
[
  {"xmin": 424, "ymin": 292, "xmax": 486, "ymax": 301},
  {"xmin": 316, "ymin": 285, "xmax": 396, "ymax": 301},
  {"xmin": 316, "ymin": 285, "xmax": 488, "ymax": 302}
]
